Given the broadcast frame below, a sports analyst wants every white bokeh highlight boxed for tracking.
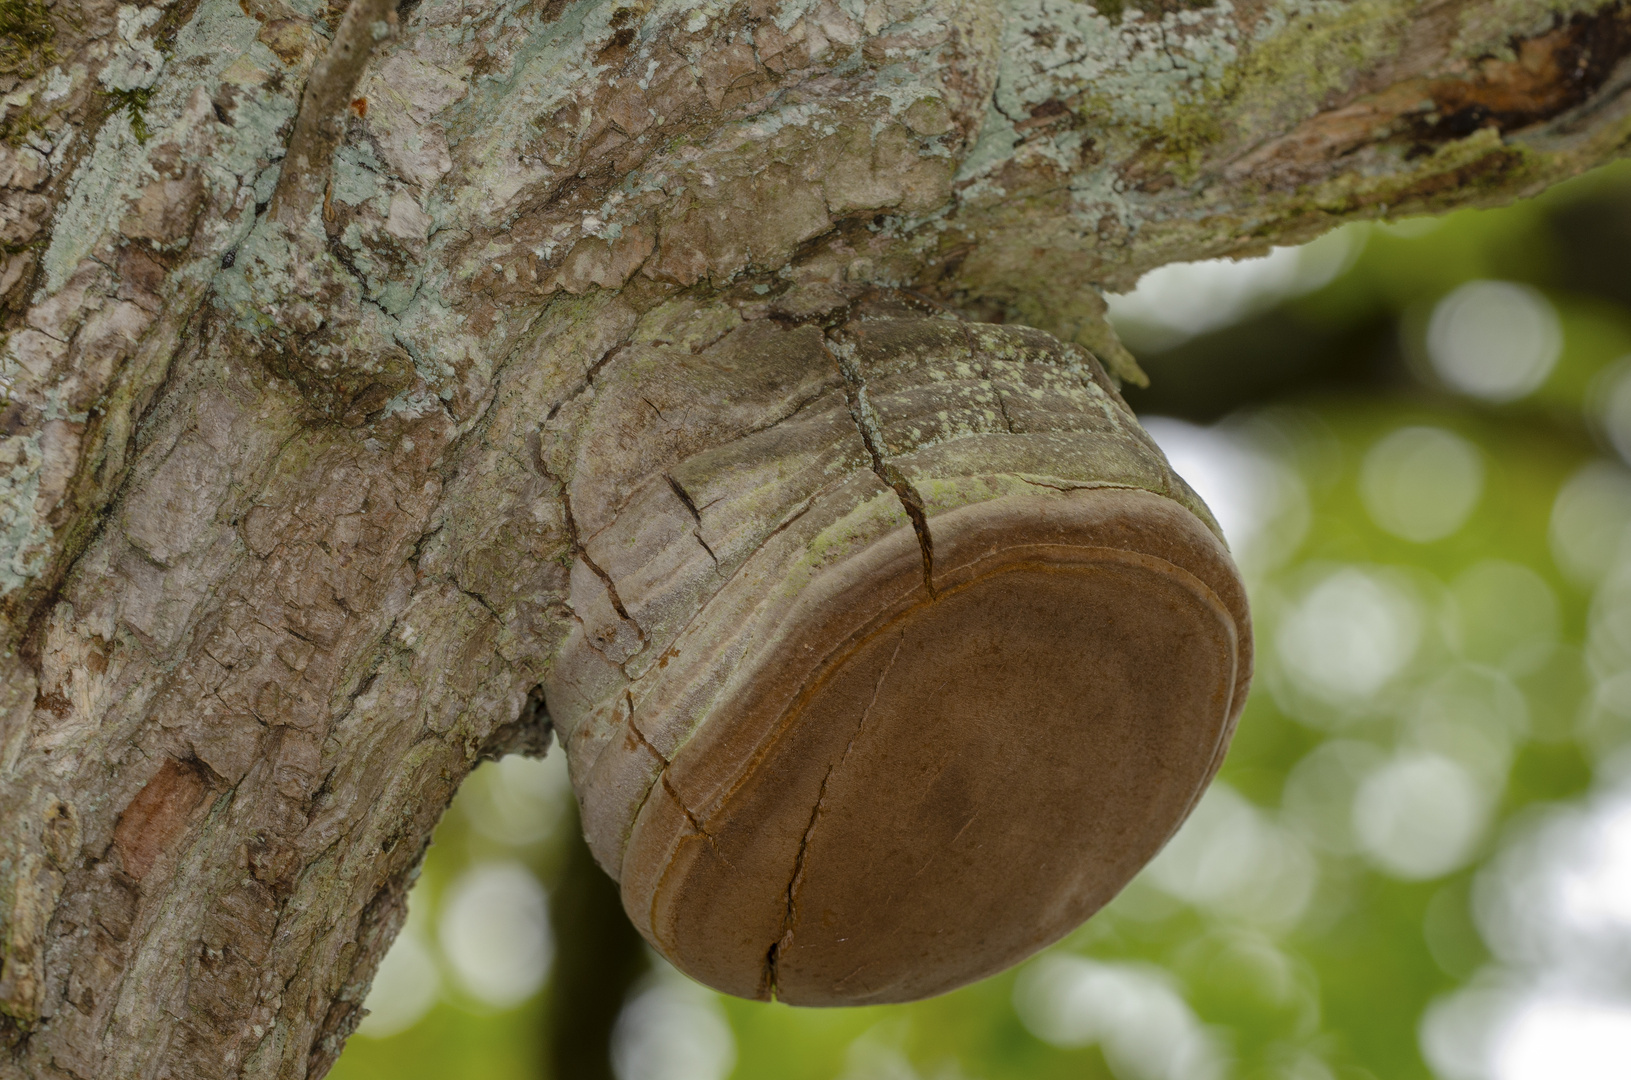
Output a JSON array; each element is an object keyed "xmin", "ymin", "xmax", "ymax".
[
  {"xmin": 612, "ymin": 971, "xmax": 737, "ymax": 1080},
  {"xmin": 1014, "ymin": 955, "xmax": 1223, "ymax": 1080},
  {"xmin": 1277, "ymin": 567, "xmax": 1423, "ymax": 706},
  {"xmin": 1494, "ymin": 998, "xmax": 1631, "ymax": 1080},
  {"xmin": 1477, "ymin": 778, "xmax": 1631, "ymax": 976},
  {"xmin": 1425, "ymin": 281, "xmax": 1563, "ymax": 402},
  {"xmin": 1404, "ymin": 665, "xmax": 1527, "ymax": 789},
  {"xmin": 836, "ymin": 1023, "xmax": 978, "ymax": 1080},
  {"xmin": 1592, "ymin": 357, "xmax": 1631, "ymax": 465},
  {"xmin": 1444, "ymin": 561, "xmax": 1559, "ymax": 675},
  {"xmin": 1360, "ymin": 426, "xmax": 1484, "ymax": 543},
  {"xmin": 1353, "ymin": 753, "xmax": 1491, "ymax": 880},
  {"xmin": 1550, "ymin": 463, "xmax": 1631, "ymax": 587},
  {"xmin": 461, "ymin": 752, "xmax": 571, "ymax": 847},
  {"xmin": 1587, "ymin": 562, "xmax": 1631, "ymax": 684},
  {"xmin": 1282, "ymin": 740, "xmax": 1389, "ymax": 855},
  {"xmin": 1143, "ymin": 782, "xmax": 1316, "ymax": 929},
  {"xmin": 1423, "ymin": 766, "xmax": 1631, "ymax": 1080},
  {"xmin": 1142, "ymin": 417, "xmax": 1310, "ymax": 575},
  {"xmin": 356, "ymin": 924, "xmax": 441, "ymax": 1039},
  {"xmin": 1420, "ymin": 984, "xmax": 1521, "ymax": 1080},
  {"xmin": 438, "ymin": 861, "xmax": 553, "ymax": 1008},
  {"xmin": 1106, "ymin": 228, "xmax": 1362, "ymax": 351}
]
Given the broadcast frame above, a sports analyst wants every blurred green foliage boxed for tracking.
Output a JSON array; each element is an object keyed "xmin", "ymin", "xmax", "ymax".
[{"xmin": 331, "ymin": 160, "xmax": 1631, "ymax": 1080}]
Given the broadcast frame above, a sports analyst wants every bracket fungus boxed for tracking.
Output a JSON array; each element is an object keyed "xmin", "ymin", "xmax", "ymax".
[{"xmin": 543, "ymin": 301, "xmax": 1251, "ymax": 1006}]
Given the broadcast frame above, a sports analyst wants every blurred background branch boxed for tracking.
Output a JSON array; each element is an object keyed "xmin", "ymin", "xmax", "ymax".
[{"xmin": 545, "ymin": 801, "xmax": 650, "ymax": 1080}]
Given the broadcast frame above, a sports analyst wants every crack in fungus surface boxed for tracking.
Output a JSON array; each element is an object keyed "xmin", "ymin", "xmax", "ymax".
[
  {"xmin": 665, "ymin": 473, "xmax": 718, "ymax": 566},
  {"xmin": 766, "ymin": 630, "xmax": 906, "ymax": 999},
  {"xmin": 559, "ymin": 489, "xmax": 640, "ymax": 631},
  {"xmin": 660, "ymin": 771, "xmax": 726, "ymax": 859},
  {"xmin": 824, "ymin": 338, "xmax": 936, "ymax": 597}
]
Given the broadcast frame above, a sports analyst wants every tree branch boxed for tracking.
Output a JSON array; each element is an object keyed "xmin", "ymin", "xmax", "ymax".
[{"xmin": 270, "ymin": 0, "xmax": 398, "ymax": 224}]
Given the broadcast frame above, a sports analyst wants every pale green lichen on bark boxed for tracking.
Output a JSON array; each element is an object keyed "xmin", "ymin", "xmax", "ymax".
[{"xmin": 40, "ymin": 0, "xmax": 272, "ymax": 293}]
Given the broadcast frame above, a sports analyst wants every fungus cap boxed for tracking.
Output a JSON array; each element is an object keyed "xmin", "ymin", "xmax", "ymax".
[
  {"xmin": 544, "ymin": 313, "xmax": 1251, "ymax": 1005},
  {"xmin": 620, "ymin": 487, "xmax": 1247, "ymax": 1005}
]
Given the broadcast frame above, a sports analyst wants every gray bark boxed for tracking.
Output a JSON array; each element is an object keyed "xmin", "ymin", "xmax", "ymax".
[{"xmin": 0, "ymin": 0, "xmax": 1626, "ymax": 1075}]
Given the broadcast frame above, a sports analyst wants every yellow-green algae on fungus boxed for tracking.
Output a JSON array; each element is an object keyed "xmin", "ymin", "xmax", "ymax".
[{"xmin": 794, "ymin": 490, "xmax": 911, "ymax": 579}]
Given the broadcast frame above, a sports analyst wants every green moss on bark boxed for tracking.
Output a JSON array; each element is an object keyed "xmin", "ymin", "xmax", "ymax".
[{"xmin": 0, "ymin": 0, "xmax": 54, "ymax": 77}]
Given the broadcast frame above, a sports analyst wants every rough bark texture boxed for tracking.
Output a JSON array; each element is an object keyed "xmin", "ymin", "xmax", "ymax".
[{"xmin": 0, "ymin": 0, "xmax": 1625, "ymax": 1075}]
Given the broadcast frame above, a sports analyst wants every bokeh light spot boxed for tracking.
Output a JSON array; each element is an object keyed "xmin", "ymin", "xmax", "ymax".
[
  {"xmin": 461, "ymin": 752, "xmax": 571, "ymax": 847},
  {"xmin": 1282, "ymin": 741, "xmax": 1388, "ymax": 855},
  {"xmin": 1445, "ymin": 561, "xmax": 1559, "ymax": 674},
  {"xmin": 612, "ymin": 973, "xmax": 737, "ymax": 1080},
  {"xmin": 1353, "ymin": 753, "xmax": 1490, "ymax": 879},
  {"xmin": 1014, "ymin": 956, "xmax": 1223, "ymax": 1080},
  {"xmin": 1277, "ymin": 568, "xmax": 1423, "ymax": 705},
  {"xmin": 356, "ymin": 926, "xmax": 440, "ymax": 1039},
  {"xmin": 1359, "ymin": 426, "xmax": 1483, "ymax": 543},
  {"xmin": 1426, "ymin": 281, "xmax": 1562, "ymax": 402},
  {"xmin": 438, "ymin": 862, "xmax": 552, "ymax": 1008},
  {"xmin": 1592, "ymin": 357, "xmax": 1631, "ymax": 465},
  {"xmin": 1405, "ymin": 665, "xmax": 1527, "ymax": 787},
  {"xmin": 1143, "ymin": 417, "xmax": 1310, "ymax": 574},
  {"xmin": 1106, "ymin": 228, "xmax": 1362, "ymax": 351},
  {"xmin": 1550, "ymin": 462, "xmax": 1631, "ymax": 587},
  {"xmin": 1143, "ymin": 782, "xmax": 1316, "ymax": 929},
  {"xmin": 1495, "ymin": 997, "xmax": 1631, "ymax": 1080}
]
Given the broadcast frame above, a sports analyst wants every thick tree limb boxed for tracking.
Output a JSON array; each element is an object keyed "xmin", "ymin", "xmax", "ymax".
[{"xmin": 0, "ymin": 0, "xmax": 1626, "ymax": 1075}]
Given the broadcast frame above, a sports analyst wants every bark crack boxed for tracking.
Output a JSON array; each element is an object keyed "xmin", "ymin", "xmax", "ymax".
[
  {"xmin": 766, "ymin": 630, "xmax": 905, "ymax": 1000},
  {"xmin": 995, "ymin": 388, "xmax": 1016, "ymax": 434},
  {"xmin": 627, "ymin": 470, "xmax": 849, "ymax": 701},
  {"xmin": 454, "ymin": 580, "xmax": 504, "ymax": 622},
  {"xmin": 618, "ymin": 694, "xmax": 730, "ymax": 866},
  {"xmin": 543, "ymin": 341, "xmax": 627, "ymax": 425},
  {"xmin": 824, "ymin": 337, "xmax": 936, "ymax": 597},
  {"xmin": 621, "ymin": 692, "xmax": 669, "ymax": 768}
]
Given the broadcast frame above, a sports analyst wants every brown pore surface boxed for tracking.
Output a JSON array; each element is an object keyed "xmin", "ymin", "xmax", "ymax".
[{"xmin": 622, "ymin": 488, "xmax": 1247, "ymax": 1005}]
